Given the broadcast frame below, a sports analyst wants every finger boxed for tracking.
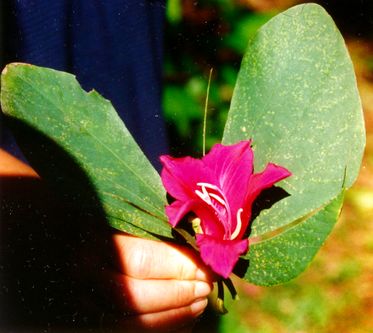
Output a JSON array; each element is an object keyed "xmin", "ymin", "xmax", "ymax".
[
  {"xmin": 0, "ymin": 149, "xmax": 39, "ymax": 177},
  {"xmin": 116, "ymin": 299, "xmax": 208, "ymax": 333},
  {"xmin": 112, "ymin": 233, "xmax": 210, "ymax": 281},
  {"xmin": 102, "ymin": 268, "xmax": 211, "ymax": 314}
]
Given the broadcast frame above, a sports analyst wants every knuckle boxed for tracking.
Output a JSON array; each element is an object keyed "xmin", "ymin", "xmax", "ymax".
[
  {"xmin": 175, "ymin": 253, "xmax": 195, "ymax": 280},
  {"xmin": 177, "ymin": 261, "xmax": 188, "ymax": 280},
  {"xmin": 127, "ymin": 243, "xmax": 152, "ymax": 278},
  {"xmin": 175, "ymin": 281, "xmax": 194, "ymax": 305}
]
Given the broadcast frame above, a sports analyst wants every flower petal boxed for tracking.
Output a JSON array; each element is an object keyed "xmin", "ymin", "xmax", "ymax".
[
  {"xmin": 193, "ymin": 205, "xmax": 225, "ymax": 238},
  {"xmin": 160, "ymin": 155, "xmax": 214, "ymax": 201},
  {"xmin": 234, "ymin": 163, "xmax": 291, "ymax": 239},
  {"xmin": 202, "ymin": 141, "xmax": 253, "ymax": 198},
  {"xmin": 202, "ymin": 141, "xmax": 254, "ymax": 235},
  {"xmin": 247, "ymin": 163, "xmax": 292, "ymax": 203},
  {"xmin": 165, "ymin": 200, "xmax": 195, "ymax": 227},
  {"xmin": 196, "ymin": 234, "xmax": 249, "ymax": 278}
]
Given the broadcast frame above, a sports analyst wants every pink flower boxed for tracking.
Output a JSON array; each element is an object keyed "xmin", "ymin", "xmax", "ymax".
[{"xmin": 160, "ymin": 141, "xmax": 291, "ymax": 278}]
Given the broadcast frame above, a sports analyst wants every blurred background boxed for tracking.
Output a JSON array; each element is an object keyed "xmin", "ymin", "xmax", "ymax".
[{"xmin": 163, "ymin": 1, "xmax": 373, "ymax": 332}]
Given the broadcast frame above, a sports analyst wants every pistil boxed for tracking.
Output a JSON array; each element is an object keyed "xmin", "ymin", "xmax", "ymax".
[{"xmin": 230, "ymin": 208, "xmax": 243, "ymax": 240}]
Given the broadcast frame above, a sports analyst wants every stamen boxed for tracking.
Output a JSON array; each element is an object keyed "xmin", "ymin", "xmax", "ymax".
[
  {"xmin": 208, "ymin": 192, "xmax": 226, "ymax": 206},
  {"xmin": 195, "ymin": 189, "xmax": 211, "ymax": 204},
  {"xmin": 190, "ymin": 217, "xmax": 203, "ymax": 234},
  {"xmin": 201, "ymin": 184, "xmax": 210, "ymax": 199},
  {"xmin": 197, "ymin": 182, "xmax": 219, "ymax": 190},
  {"xmin": 195, "ymin": 182, "xmax": 233, "ymax": 239},
  {"xmin": 195, "ymin": 183, "xmax": 226, "ymax": 207},
  {"xmin": 231, "ymin": 208, "xmax": 243, "ymax": 240}
]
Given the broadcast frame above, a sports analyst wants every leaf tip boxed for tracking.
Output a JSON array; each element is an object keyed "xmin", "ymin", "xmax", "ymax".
[
  {"xmin": 2, "ymin": 62, "xmax": 32, "ymax": 77},
  {"xmin": 1, "ymin": 65, "xmax": 8, "ymax": 76}
]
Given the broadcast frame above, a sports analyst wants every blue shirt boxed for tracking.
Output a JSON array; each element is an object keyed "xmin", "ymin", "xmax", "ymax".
[{"xmin": 1, "ymin": 0, "xmax": 168, "ymax": 170}]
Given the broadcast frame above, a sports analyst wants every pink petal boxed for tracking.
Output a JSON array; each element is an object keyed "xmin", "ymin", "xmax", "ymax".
[
  {"xmin": 236, "ymin": 163, "xmax": 291, "ymax": 238},
  {"xmin": 247, "ymin": 163, "xmax": 291, "ymax": 203},
  {"xmin": 193, "ymin": 205, "xmax": 225, "ymax": 238},
  {"xmin": 196, "ymin": 234, "xmax": 249, "ymax": 278},
  {"xmin": 160, "ymin": 155, "xmax": 214, "ymax": 201},
  {"xmin": 202, "ymin": 141, "xmax": 254, "ymax": 235},
  {"xmin": 202, "ymin": 141, "xmax": 253, "ymax": 199},
  {"xmin": 165, "ymin": 200, "xmax": 195, "ymax": 227}
]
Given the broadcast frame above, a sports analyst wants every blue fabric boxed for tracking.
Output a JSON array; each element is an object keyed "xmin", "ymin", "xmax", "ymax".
[{"xmin": 1, "ymin": 0, "xmax": 168, "ymax": 169}]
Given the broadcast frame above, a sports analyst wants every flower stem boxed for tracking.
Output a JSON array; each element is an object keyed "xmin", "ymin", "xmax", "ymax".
[
  {"xmin": 173, "ymin": 227, "xmax": 199, "ymax": 251},
  {"xmin": 202, "ymin": 68, "xmax": 213, "ymax": 156},
  {"xmin": 216, "ymin": 280, "xmax": 228, "ymax": 314},
  {"xmin": 223, "ymin": 278, "xmax": 239, "ymax": 300}
]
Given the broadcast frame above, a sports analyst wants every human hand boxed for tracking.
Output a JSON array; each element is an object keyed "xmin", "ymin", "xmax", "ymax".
[
  {"xmin": 0, "ymin": 149, "xmax": 212, "ymax": 331},
  {"xmin": 92, "ymin": 233, "xmax": 213, "ymax": 332}
]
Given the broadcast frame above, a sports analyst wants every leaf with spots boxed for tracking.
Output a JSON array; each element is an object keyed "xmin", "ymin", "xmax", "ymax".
[
  {"xmin": 245, "ymin": 191, "xmax": 344, "ymax": 286},
  {"xmin": 1, "ymin": 63, "xmax": 172, "ymax": 240},
  {"xmin": 224, "ymin": 4, "xmax": 365, "ymax": 285}
]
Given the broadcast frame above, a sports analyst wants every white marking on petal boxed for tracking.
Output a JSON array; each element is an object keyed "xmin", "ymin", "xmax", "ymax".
[{"xmin": 231, "ymin": 208, "xmax": 243, "ymax": 240}]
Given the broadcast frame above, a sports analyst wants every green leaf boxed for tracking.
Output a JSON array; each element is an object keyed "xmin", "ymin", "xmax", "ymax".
[
  {"xmin": 223, "ymin": 4, "xmax": 365, "ymax": 284},
  {"xmin": 245, "ymin": 191, "xmax": 344, "ymax": 286},
  {"xmin": 1, "ymin": 63, "xmax": 172, "ymax": 240}
]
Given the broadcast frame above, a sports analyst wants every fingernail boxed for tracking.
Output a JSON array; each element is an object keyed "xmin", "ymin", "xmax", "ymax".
[
  {"xmin": 191, "ymin": 298, "xmax": 208, "ymax": 315},
  {"xmin": 194, "ymin": 281, "xmax": 211, "ymax": 298}
]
